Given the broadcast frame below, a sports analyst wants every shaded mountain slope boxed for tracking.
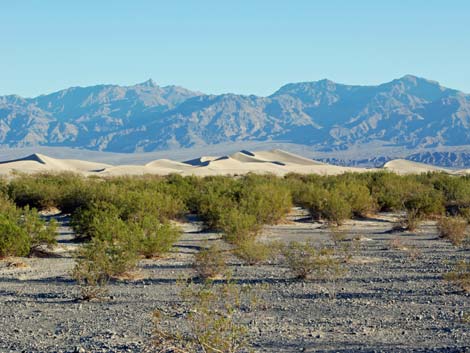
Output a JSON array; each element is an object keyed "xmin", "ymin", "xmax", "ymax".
[{"xmin": 1, "ymin": 75, "xmax": 469, "ymax": 157}]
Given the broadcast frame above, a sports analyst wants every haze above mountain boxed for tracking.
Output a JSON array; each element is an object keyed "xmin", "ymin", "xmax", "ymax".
[{"xmin": 1, "ymin": 75, "xmax": 469, "ymax": 157}]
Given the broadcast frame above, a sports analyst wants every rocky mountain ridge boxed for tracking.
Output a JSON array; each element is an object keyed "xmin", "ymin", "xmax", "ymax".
[{"xmin": 1, "ymin": 75, "xmax": 469, "ymax": 165}]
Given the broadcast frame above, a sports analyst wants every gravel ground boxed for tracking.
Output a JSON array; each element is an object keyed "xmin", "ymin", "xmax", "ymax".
[{"xmin": 0, "ymin": 210, "xmax": 469, "ymax": 352}]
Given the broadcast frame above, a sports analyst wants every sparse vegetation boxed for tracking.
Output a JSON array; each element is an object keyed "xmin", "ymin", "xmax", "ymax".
[
  {"xmin": 193, "ymin": 244, "xmax": 227, "ymax": 280},
  {"xmin": 388, "ymin": 237, "xmax": 406, "ymax": 251},
  {"xmin": 233, "ymin": 239, "xmax": 274, "ymax": 265},
  {"xmin": 280, "ymin": 241, "xmax": 343, "ymax": 279},
  {"xmin": 444, "ymin": 260, "xmax": 470, "ymax": 293},
  {"xmin": 135, "ymin": 217, "xmax": 180, "ymax": 259},
  {"xmin": 71, "ymin": 240, "xmax": 110, "ymax": 300},
  {"xmin": 2, "ymin": 171, "xmax": 470, "ymax": 350},
  {"xmin": 0, "ymin": 215, "xmax": 29, "ymax": 258},
  {"xmin": 0, "ymin": 196, "xmax": 57, "ymax": 258},
  {"xmin": 153, "ymin": 279, "xmax": 253, "ymax": 353},
  {"xmin": 437, "ymin": 216, "xmax": 468, "ymax": 246},
  {"xmin": 280, "ymin": 241, "xmax": 345, "ymax": 298}
]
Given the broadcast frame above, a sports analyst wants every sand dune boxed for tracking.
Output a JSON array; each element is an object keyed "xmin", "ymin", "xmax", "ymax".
[
  {"xmin": 144, "ymin": 159, "xmax": 196, "ymax": 171},
  {"xmin": 192, "ymin": 156, "xmax": 287, "ymax": 176},
  {"xmin": 383, "ymin": 159, "xmax": 451, "ymax": 175},
  {"xmin": 229, "ymin": 151, "xmax": 286, "ymax": 165},
  {"xmin": 250, "ymin": 149, "xmax": 325, "ymax": 166},
  {"xmin": 0, "ymin": 153, "xmax": 111, "ymax": 175},
  {"xmin": 183, "ymin": 156, "xmax": 219, "ymax": 166},
  {"xmin": 97, "ymin": 165, "xmax": 181, "ymax": 177},
  {"xmin": 450, "ymin": 168, "xmax": 470, "ymax": 175},
  {"xmin": 0, "ymin": 150, "xmax": 458, "ymax": 177}
]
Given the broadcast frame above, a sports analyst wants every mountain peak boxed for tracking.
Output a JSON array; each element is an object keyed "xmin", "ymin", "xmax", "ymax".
[
  {"xmin": 1, "ymin": 76, "xmax": 469, "ymax": 158},
  {"xmin": 400, "ymin": 74, "xmax": 420, "ymax": 81},
  {"xmin": 139, "ymin": 78, "xmax": 158, "ymax": 88},
  {"xmin": 394, "ymin": 74, "xmax": 440, "ymax": 87},
  {"xmin": 317, "ymin": 78, "xmax": 336, "ymax": 84}
]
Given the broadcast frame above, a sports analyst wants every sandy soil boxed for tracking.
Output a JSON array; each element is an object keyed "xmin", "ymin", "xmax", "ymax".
[{"xmin": 0, "ymin": 210, "xmax": 469, "ymax": 352}]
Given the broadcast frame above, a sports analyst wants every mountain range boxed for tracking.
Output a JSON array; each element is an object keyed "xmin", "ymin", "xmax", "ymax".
[{"xmin": 1, "ymin": 75, "xmax": 470, "ymax": 166}]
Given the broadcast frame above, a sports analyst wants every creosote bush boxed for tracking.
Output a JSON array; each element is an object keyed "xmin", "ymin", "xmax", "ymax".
[
  {"xmin": 0, "ymin": 196, "xmax": 57, "ymax": 258},
  {"xmin": 193, "ymin": 244, "xmax": 227, "ymax": 280},
  {"xmin": 71, "ymin": 240, "xmax": 110, "ymax": 300},
  {"xmin": 328, "ymin": 227, "xmax": 360, "ymax": 263},
  {"xmin": 233, "ymin": 239, "xmax": 274, "ymax": 265},
  {"xmin": 437, "ymin": 216, "xmax": 468, "ymax": 246},
  {"xmin": 0, "ymin": 215, "xmax": 29, "ymax": 258},
  {"xmin": 444, "ymin": 260, "xmax": 470, "ymax": 293},
  {"xmin": 322, "ymin": 191, "xmax": 352, "ymax": 226},
  {"xmin": 71, "ymin": 209, "xmax": 146, "ymax": 299},
  {"xmin": 7, "ymin": 170, "xmax": 469, "ymax": 244},
  {"xmin": 238, "ymin": 176, "xmax": 292, "ymax": 225},
  {"xmin": 402, "ymin": 187, "xmax": 444, "ymax": 231},
  {"xmin": 218, "ymin": 209, "xmax": 260, "ymax": 243},
  {"xmin": 293, "ymin": 182, "xmax": 356, "ymax": 226},
  {"xmin": 153, "ymin": 279, "xmax": 253, "ymax": 353},
  {"xmin": 280, "ymin": 241, "xmax": 344, "ymax": 280},
  {"xmin": 135, "ymin": 217, "xmax": 180, "ymax": 258},
  {"xmin": 193, "ymin": 175, "xmax": 292, "ymax": 243}
]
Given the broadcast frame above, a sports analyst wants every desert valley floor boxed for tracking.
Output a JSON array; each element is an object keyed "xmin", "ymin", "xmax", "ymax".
[{"xmin": 0, "ymin": 208, "xmax": 468, "ymax": 352}]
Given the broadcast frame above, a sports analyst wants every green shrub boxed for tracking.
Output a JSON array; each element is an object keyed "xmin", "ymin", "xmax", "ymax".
[
  {"xmin": 0, "ymin": 196, "xmax": 21, "ymax": 219},
  {"xmin": 73, "ymin": 235, "xmax": 138, "ymax": 290},
  {"xmin": 73, "ymin": 210, "xmax": 140, "ymax": 277},
  {"xmin": 218, "ymin": 209, "xmax": 260, "ymax": 243},
  {"xmin": 7, "ymin": 174, "xmax": 59, "ymax": 209},
  {"xmin": 20, "ymin": 206, "xmax": 57, "ymax": 251},
  {"xmin": 0, "ymin": 215, "xmax": 30, "ymax": 258},
  {"xmin": 370, "ymin": 173, "xmax": 414, "ymax": 211},
  {"xmin": 239, "ymin": 179, "xmax": 292, "ymax": 224},
  {"xmin": 196, "ymin": 191, "xmax": 238, "ymax": 230},
  {"xmin": 444, "ymin": 260, "xmax": 470, "ymax": 293},
  {"xmin": 297, "ymin": 184, "xmax": 329, "ymax": 221},
  {"xmin": 57, "ymin": 181, "xmax": 95, "ymax": 214},
  {"xmin": 0, "ymin": 196, "xmax": 57, "ymax": 257},
  {"xmin": 193, "ymin": 244, "xmax": 226, "ymax": 280},
  {"xmin": 70, "ymin": 201, "xmax": 122, "ymax": 240},
  {"xmin": 72, "ymin": 239, "xmax": 110, "ymax": 300},
  {"xmin": 437, "ymin": 216, "xmax": 468, "ymax": 246},
  {"xmin": 432, "ymin": 174, "xmax": 470, "ymax": 212},
  {"xmin": 234, "ymin": 239, "xmax": 274, "ymax": 265},
  {"xmin": 135, "ymin": 217, "xmax": 180, "ymax": 258},
  {"xmin": 323, "ymin": 191, "xmax": 351, "ymax": 226},
  {"xmin": 7, "ymin": 172, "xmax": 84, "ymax": 211},
  {"xmin": 402, "ymin": 187, "xmax": 444, "ymax": 231},
  {"xmin": 119, "ymin": 190, "xmax": 185, "ymax": 222},
  {"xmin": 338, "ymin": 182, "xmax": 376, "ymax": 218},
  {"xmin": 153, "ymin": 280, "xmax": 251, "ymax": 352},
  {"xmin": 280, "ymin": 241, "xmax": 344, "ymax": 281},
  {"xmin": 403, "ymin": 187, "xmax": 444, "ymax": 217}
]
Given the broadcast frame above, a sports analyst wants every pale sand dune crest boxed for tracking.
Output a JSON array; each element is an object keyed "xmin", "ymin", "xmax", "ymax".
[
  {"xmin": 383, "ymin": 159, "xmax": 451, "ymax": 175},
  {"xmin": 183, "ymin": 156, "xmax": 219, "ymax": 166},
  {"xmin": 449, "ymin": 169, "xmax": 470, "ymax": 175},
  {"xmin": 0, "ymin": 153, "xmax": 112, "ymax": 175},
  {"xmin": 0, "ymin": 151, "xmax": 457, "ymax": 177},
  {"xmin": 250, "ymin": 149, "xmax": 325, "ymax": 166},
  {"xmin": 0, "ymin": 153, "xmax": 49, "ymax": 165},
  {"xmin": 144, "ymin": 159, "xmax": 195, "ymax": 170},
  {"xmin": 194, "ymin": 156, "xmax": 287, "ymax": 176},
  {"xmin": 98, "ymin": 164, "xmax": 186, "ymax": 177},
  {"xmin": 229, "ymin": 151, "xmax": 286, "ymax": 165}
]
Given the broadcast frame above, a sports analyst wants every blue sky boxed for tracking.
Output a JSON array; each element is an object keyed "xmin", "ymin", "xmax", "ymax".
[{"xmin": 1, "ymin": 0, "xmax": 469, "ymax": 97}]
